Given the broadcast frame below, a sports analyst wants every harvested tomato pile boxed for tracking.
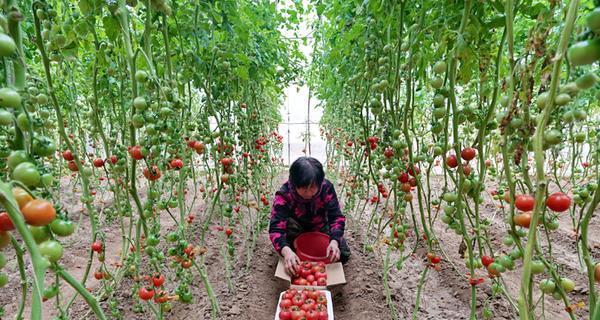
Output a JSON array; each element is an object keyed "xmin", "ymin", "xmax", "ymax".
[
  {"xmin": 291, "ymin": 261, "xmax": 328, "ymax": 287},
  {"xmin": 277, "ymin": 288, "xmax": 329, "ymax": 320}
]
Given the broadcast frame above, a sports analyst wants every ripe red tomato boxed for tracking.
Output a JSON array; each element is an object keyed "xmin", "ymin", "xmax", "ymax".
[
  {"xmin": 21, "ymin": 199, "xmax": 56, "ymax": 226},
  {"xmin": 318, "ymin": 310, "xmax": 328, "ymax": 320},
  {"xmin": 314, "ymin": 271, "xmax": 326, "ymax": 280},
  {"xmin": 546, "ymin": 192, "xmax": 571, "ymax": 212},
  {"xmin": 194, "ymin": 141, "xmax": 205, "ymax": 154},
  {"xmin": 292, "ymin": 294, "xmax": 305, "ymax": 307},
  {"xmin": 0, "ymin": 212, "xmax": 14, "ymax": 231},
  {"xmin": 306, "ymin": 310, "xmax": 319, "ymax": 320},
  {"xmin": 170, "ymin": 158, "xmax": 183, "ymax": 169},
  {"xmin": 302, "ymin": 298, "xmax": 316, "ymax": 312},
  {"xmin": 398, "ymin": 172, "xmax": 409, "ymax": 183},
  {"xmin": 93, "ymin": 158, "xmax": 104, "ymax": 167},
  {"xmin": 316, "ymin": 277, "xmax": 327, "ymax": 286},
  {"xmin": 67, "ymin": 161, "xmax": 79, "ymax": 172},
  {"xmin": 225, "ymin": 228, "xmax": 233, "ymax": 236},
  {"xmin": 280, "ymin": 298, "xmax": 293, "ymax": 309},
  {"xmin": 139, "ymin": 287, "xmax": 154, "ymax": 300},
  {"xmin": 407, "ymin": 165, "xmax": 420, "ymax": 176},
  {"xmin": 143, "ymin": 165, "xmax": 161, "ymax": 181},
  {"xmin": 445, "ymin": 154, "xmax": 458, "ymax": 168},
  {"xmin": 279, "ymin": 309, "xmax": 292, "ymax": 320},
  {"xmin": 316, "ymin": 294, "xmax": 327, "ymax": 305},
  {"xmin": 109, "ymin": 155, "xmax": 118, "ymax": 164},
  {"xmin": 291, "ymin": 310, "xmax": 306, "ymax": 320},
  {"xmin": 62, "ymin": 150, "xmax": 74, "ymax": 161},
  {"xmin": 91, "ymin": 241, "xmax": 103, "ymax": 253},
  {"xmin": 383, "ymin": 147, "xmax": 394, "ymax": 158},
  {"xmin": 128, "ymin": 146, "xmax": 144, "ymax": 160},
  {"xmin": 515, "ymin": 194, "xmax": 535, "ymax": 211},
  {"xmin": 481, "ymin": 255, "xmax": 494, "ymax": 267},
  {"xmin": 461, "ymin": 147, "xmax": 476, "ymax": 161},
  {"xmin": 152, "ymin": 274, "xmax": 165, "ymax": 287},
  {"xmin": 94, "ymin": 271, "xmax": 104, "ymax": 280},
  {"xmin": 462, "ymin": 164, "xmax": 471, "ymax": 176}
]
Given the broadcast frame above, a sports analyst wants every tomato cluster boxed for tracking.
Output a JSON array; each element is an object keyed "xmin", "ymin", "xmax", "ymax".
[
  {"xmin": 291, "ymin": 261, "xmax": 328, "ymax": 287},
  {"xmin": 278, "ymin": 288, "xmax": 329, "ymax": 320},
  {"xmin": 1, "ymin": 188, "xmax": 72, "ymax": 265}
]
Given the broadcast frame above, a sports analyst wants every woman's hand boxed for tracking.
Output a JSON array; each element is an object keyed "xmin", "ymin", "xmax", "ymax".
[
  {"xmin": 327, "ymin": 240, "xmax": 340, "ymax": 263},
  {"xmin": 281, "ymin": 246, "xmax": 300, "ymax": 276}
]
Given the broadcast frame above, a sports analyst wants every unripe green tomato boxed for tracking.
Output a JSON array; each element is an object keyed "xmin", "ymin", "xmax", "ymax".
[
  {"xmin": 490, "ymin": 262, "xmax": 505, "ymax": 273},
  {"xmin": 135, "ymin": 70, "xmax": 149, "ymax": 83},
  {"xmin": 575, "ymin": 72, "xmax": 598, "ymax": 89},
  {"xmin": 38, "ymin": 240, "xmax": 63, "ymax": 263},
  {"xmin": 0, "ymin": 272, "xmax": 7, "ymax": 287},
  {"xmin": 536, "ymin": 92, "xmax": 549, "ymax": 108},
  {"xmin": 554, "ymin": 93, "xmax": 571, "ymax": 106},
  {"xmin": 0, "ymin": 87, "xmax": 21, "ymax": 108},
  {"xmin": 431, "ymin": 77, "xmax": 443, "ymax": 89},
  {"xmin": 12, "ymin": 162, "xmax": 41, "ymax": 187},
  {"xmin": 509, "ymin": 247, "xmax": 523, "ymax": 260},
  {"xmin": 545, "ymin": 218, "xmax": 559, "ymax": 231},
  {"xmin": 133, "ymin": 97, "xmax": 147, "ymax": 110},
  {"xmin": 531, "ymin": 260, "xmax": 545, "ymax": 274},
  {"xmin": 539, "ymin": 279, "xmax": 556, "ymax": 294},
  {"xmin": 7, "ymin": 150, "xmax": 28, "ymax": 169},
  {"xmin": 498, "ymin": 255, "xmax": 514, "ymax": 270},
  {"xmin": 502, "ymin": 235, "xmax": 514, "ymax": 246},
  {"xmin": 433, "ymin": 61, "xmax": 446, "ymax": 74},
  {"xmin": 16, "ymin": 113, "xmax": 29, "ymax": 131},
  {"xmin": 574, "ymin": 109, "xmax": 587, "ymax": 121},
  {"xmin": 443, "ymin": 192, "xmax": 458, "ymax": 202},
  {"xmin": 560, "ymin": 278, "xmax": 575, "ymax": 293},
  {"xmin": 574, "ymin": 132, "xmax": 586, "ymax": 143},
  {"xmin": 552, "ymin": 290, "xmax": 562, "ymax": 300}
]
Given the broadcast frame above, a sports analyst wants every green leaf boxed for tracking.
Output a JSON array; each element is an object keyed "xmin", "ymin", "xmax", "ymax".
[
  {"xmin": 236, "ymin": 66, "xmax": 249, "ymax": 81},
  {"xmin": 102, "ymin": 16, "xmax": 120, "ymax": 42}
]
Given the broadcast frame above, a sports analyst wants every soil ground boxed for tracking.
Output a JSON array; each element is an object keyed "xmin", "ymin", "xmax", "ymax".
[{"xmin": 0, "ymin": 170, "xmax": 598, "ymax": 320}]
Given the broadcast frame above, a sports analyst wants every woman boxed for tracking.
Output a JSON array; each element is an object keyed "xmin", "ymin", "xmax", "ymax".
[{"xmin": 269, "ymin": 157, "xmax": 350, "ymax": 276}]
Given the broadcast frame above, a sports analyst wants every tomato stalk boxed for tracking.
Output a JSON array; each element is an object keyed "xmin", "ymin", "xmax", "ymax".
[
  {"xmin": 445, "ymin": 1, "xmax": 476, "ymax": 319},
  {"xmin": 579, "ymin": 181, "xmax": 600, "ymax": 318},
  {"xmin": 382, "ymin": 247, "xmax": 399, "ymax": 320},
  {"xmin": 518, "ymin": 0, "xmax": 580, "ymax": 319},
  {"xmin": 411, "ymin": 266, "xmax": 429, "ymax": 320},
  {"xmin": 55, "ymin": 267, "xmax": 107, "ymax": 320},
  {"xmin": 193, "ymin": 257, "xmax": 220, "ymax": 319},
  {"xmin": 10, "ymin": 235, "xmax": 27, "ymax": 320},
  {"xmin": 31, "ymin": 2, "xmax": 100, "ymax": 291},
  {"xmin": 3, "ymin": 1, "xmax": 24, "ymax": 150}
]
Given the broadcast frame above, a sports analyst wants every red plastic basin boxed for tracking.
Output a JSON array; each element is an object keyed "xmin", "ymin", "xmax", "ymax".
[{"xmin": 293, "ymin": 232, "xmax": 330, "ymax": 263}]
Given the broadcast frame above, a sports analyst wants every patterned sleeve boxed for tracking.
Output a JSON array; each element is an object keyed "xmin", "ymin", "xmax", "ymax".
[
  {"xmin": 324, "ymin": 182, "xmax": 345, "ymax": 245},
  {"xmin": 269, "ymin": 192, "xmax": 291, "ymax": 254}
]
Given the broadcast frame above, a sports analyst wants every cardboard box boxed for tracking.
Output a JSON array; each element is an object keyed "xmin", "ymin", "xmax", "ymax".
[
  {"xmin": 274, "ymin": 290, "xmax": 334, "ymax": 320},
  {"xmin": 274, "ymin": 257, "xmax": 346, "ymax": 290}
]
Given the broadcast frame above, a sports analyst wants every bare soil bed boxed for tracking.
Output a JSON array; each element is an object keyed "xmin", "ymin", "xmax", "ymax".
[{"xmin": 0, "ymin": 172, "xmax": 598, "ymax": 320}]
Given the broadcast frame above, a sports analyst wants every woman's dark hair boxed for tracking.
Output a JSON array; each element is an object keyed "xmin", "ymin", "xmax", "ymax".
[{"xmin": 289, "ymin": 157, "xmax": 324, "ymax": 188}]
